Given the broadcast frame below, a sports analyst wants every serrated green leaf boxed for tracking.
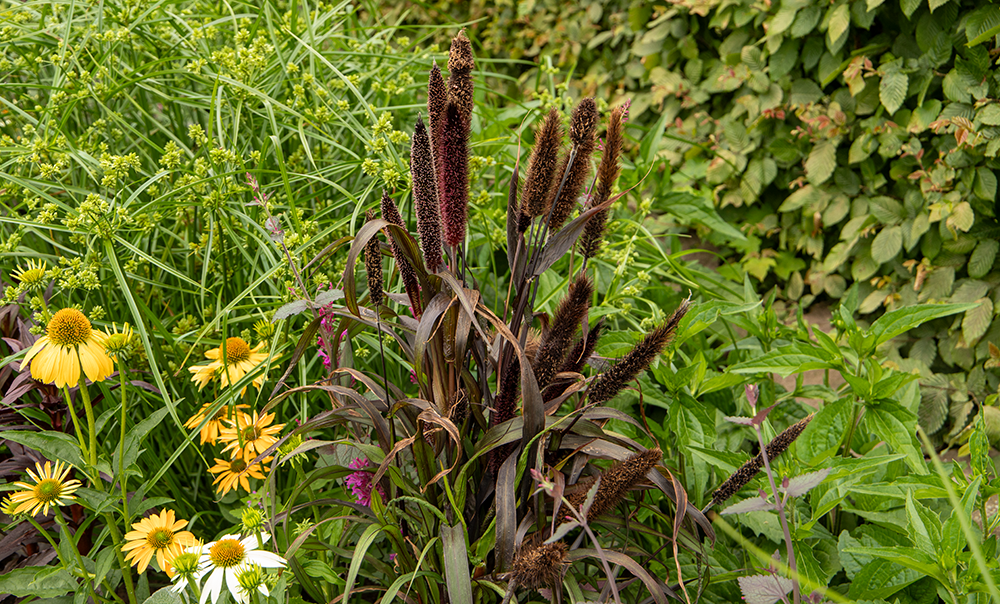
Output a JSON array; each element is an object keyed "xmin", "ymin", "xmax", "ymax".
[
  {"xmin": 3, "ymin": 430, "xmax": 85, "ymax": 469},
  {"xmin": 806, "ymin": 140, "xmax": 837, "ymax": 185},
  {"xmin": 928, "ymin": 0, "xmax": 952, "ymax": 12},
  {"xmin": 880, "ymin": 70, "xmax": 908, "ymax": 115},
  {"xmin": 975, "ymin": 167, "xmax": 997, "ymax": 200},
  {"xmin": 966, "ymin": 5, "xmax": 1000, "ymax": 46},
  {"xmin": 969, "ymin": 239, "xmax": 999, "ymax": 278},
  {"xmin": 900, "ymin": 0, "xmax": 922, "ymax": 17},
  {"xmin": 871, "ymin": 226, "xmax": 902, "ymax": 263},
  {"xmin": 962, "ymin": 297, "xmax": 993, "ymax": 344},
  {"xmin": 828, "ymin": 3, "xmax": 851, "ymax": 47},
  {"xmin": 728, "ymin": 350, "xmax": 834, "ymax": 377}
]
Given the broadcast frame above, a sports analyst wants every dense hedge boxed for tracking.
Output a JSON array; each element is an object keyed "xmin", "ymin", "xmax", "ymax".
[{"xmin": 390, "ymin": 0, "xmax": 1000, "ymax": 443}]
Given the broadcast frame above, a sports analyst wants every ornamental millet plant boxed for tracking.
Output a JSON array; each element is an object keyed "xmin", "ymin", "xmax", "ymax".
[{"xmin": 312, "ymin": 31, "xmax": 711, "ymax": 604}]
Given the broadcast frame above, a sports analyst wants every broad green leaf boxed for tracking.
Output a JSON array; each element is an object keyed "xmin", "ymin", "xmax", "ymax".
[
  {"xmin": 143, "ymin": 587, "xmax": 183, "ymax": 604},
  {"xmin": 441, "ymin": 524, "xmax": 473, "ymax": 604},
  {"xmin": 848, "ymin": 557, "xmax": 923, "ymax": 599},
  {"xmin": 827, "ymin": 3, "xmax": 851, "ymax": 47},
  {"xmin": 842, "ymin": 546, "xmax": 942, "ymax": 581},
  {"xmin": 865, "ymin": 406, "xmax": 927, "ymax": 474},
  {"xmin": 868, "ymin": 303, "xmax": 977, "ymax": 347},
  {"xmin": 0, "ymin": 567, "xmax": 76, "ymax": 598},
  {"xmin": 870, "ymin": 226, "xmax": 902, "ymax": 263},
  {"xmin": 879, "ymin": 70, "xmax": 908, "ymax": 115},
  {"xmin": 806, "ymin": 139, "xmax": 837, "ymax": 185},
  {"xmin": 966, "ymin": 5, "xmax": 1000, "ymax": 46},
  {"xmin": 961, "ymin": 298, "xmax": 993, "ymax": 344},
  {"xmin": 729, "ymin": 350, "xmax": 834, "ymax": 377},
  {"xmin": 974, "ymin": 167, "xmax": 997, "ymax": 200},
  {"xmin": 3, "ymin": 430, "xmax": 85, "ymax": 469},
  {"xmin": 665, "ymin": 192, "xmax": 748, "ymax": 242},
  {"xmin": 968, "ymin": 239, "xmax": 999, "ymax": 278},
  {"xmin": 978, "ymin": 104, "xmax": 1000, "ymax": 126}
]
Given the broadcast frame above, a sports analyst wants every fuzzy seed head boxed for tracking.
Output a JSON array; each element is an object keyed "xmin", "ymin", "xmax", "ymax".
[
  {"xmin": 520, "ymin": 109, "xmax": 563, "ymax": 224},
  {"xmin": 510, "ymin": 541, "xmax": 568, "ymax": 590},
  {"xmin": 447, "ymin": 31, "xmax": 475, "ymax": 122},
  {"xmin": 428, "ymin": 62, "xmax": 447, "ymax": 158},
  {"xmin": 411, "ymin": 118, "xmax": 443, "ymax": 272},
  {"xmin": 581, "ymin": 103, "xmax": 626, "ymax": 260},
  {"xmin": 708, "ymin": 414, "xmax": 814, "ymax": 508},
  {"xmin": 437, "ymin": 100, "xmax": 469, "ymax": 248},
  {"xmin": 364, "ymin": 210, "xmax": 384, "ymax": 307},
  {"xmin": 585, "ymin": 448, "xmax": 662, "ymax": 521},
  {"xmin": 588, "ymin": 299, "xmax": 689, "ymax": 404},
  {"xmin": 546, "ymin": 98, "xmax": 599, "ymax": 233},
  {"xmin": 532, "ymin": 274, "xmax": 593, "ymax": 391},
  {"xmin": 380, "ymin": 191, "xmax": 422, "ymax": 316}
]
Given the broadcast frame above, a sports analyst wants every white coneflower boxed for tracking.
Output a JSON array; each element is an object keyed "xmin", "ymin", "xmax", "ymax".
[{"xmin": 190, "ymin": 532, "xmax": 286, "ymax": 604}]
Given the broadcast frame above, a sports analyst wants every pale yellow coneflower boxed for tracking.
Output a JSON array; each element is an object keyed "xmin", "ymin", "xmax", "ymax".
[
  {"xmin": 22, "ymin": 308, "xmax": 114, "ymax": 388},
  {"xmin": 188, "ymin": 337, "xmax": 269, "ymax": 395},
  {"xmin": 7, "ymin": 460, "xmax": 82, "ymax": 517},
  {"xmin": 121, "ymin": 509, "xmax": 198, "ymax": 575},
  {"xmin": 184, "ymin": 403, "xmax": 250, "ymax": 445},
  {"xmin": 218, "ymin": 410, "xmax": 284, "ymax": 462}
]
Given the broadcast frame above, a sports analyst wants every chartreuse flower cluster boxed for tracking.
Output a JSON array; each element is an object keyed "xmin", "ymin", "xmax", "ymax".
[{"xmin": 185, "ymin": 337, "xmax": 287, "ymax": 497}]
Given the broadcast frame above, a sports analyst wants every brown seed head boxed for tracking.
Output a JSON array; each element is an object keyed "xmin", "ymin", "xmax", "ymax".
[
  {"xmin": 428, "ymin": 62, "xmax": 447, "ymax": 160},
  {"xmin": 543, "ymin": 319, "xmax": 605, "ymax": 402},
  {"xmin": 447, "ymin": 31, "xmax": 475, "ymax": 122},
  {"xmin": 437, "ymin": 100, "xmax": 469, "ymax": 248},
  {"xmin": 588, "ymin": 299, "xmax": 689, "ymax": 404},
  {"xmin": 509, "ymin": 540, "xmax": 568, "ymax": 590},
  {"xmin": 708, "ymin": 414, "xmax": 814, "ymax": 508},
  {"xmin": 585, "ymin": 448, "xmax": 662, "ymax": 521},
  {"xmin": 581, "ymin": 103, "xmax": 626, "ymax": 260},
  {"xmin": 364, "ymin": 210, "xmax": 383, "ymax": 308},
  {"xmin": 520, "ymin": 109, "xmax": 563, "ymax": 225},
  {"xmin": 411, "ymin": 118, "xmax": 443, "ymax": 272},
  {"xmin": 532, "ymin": 274, "xmax": 593, "ymax": 391},
  {"xmin": 379, "ymin": 191, "xmax": 422, "ymax": 317},
  {"xmin": 547, "ymin": 98, "xmax": 598, "ymax": 233}
]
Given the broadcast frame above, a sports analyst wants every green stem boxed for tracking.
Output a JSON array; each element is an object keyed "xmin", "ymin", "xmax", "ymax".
[
  {"xmin": 51, "ymin": 513, "xmax": 100, "ymax": 602},
  {"xmin": 117, "ymin": 361, "xmax": 130, "ymax": 524},
  {"xmin": 61, "ymin": 385, "xmax": 88, "ymax": 460},
  {"xmin": 76, "ymin": 372, "xmax": 97, "ymax": 467},
  {"xmin": 102, "ymin": 512, "xmax": 138, "ymax": 604}
]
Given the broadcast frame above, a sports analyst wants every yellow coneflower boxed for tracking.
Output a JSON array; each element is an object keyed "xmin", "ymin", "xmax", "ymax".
[
  {"xmin": 11, "ymin": 260, "xmax": 49, "ymax": 291},
  {"xmin": 188, "ymin": 337, "xmax": 269, "ymax": 395},
  {"xmin": 103, "ymin": 323, "xmax": 136, "ymax": 362},
  {"xmin": 22, "ymin": 308, "xmax": 114, "ymax": 388},
  {"xmin": 121, "ymin": 509, "xmax": 198, "ymax": 575},
  {"xmin": 218, "ymin": 411, "xmax": 285, "ymax": 462},
  {"xmin": 7, "ymin": 460, "xmax": 82, "ymax": 517},
  {"xmin": 208, "ymin": 457, "xmax": 269, "ymax": 496},
  {"xmin": 184, "ymin": 403, "xmax": 249, "ymax": 445}
]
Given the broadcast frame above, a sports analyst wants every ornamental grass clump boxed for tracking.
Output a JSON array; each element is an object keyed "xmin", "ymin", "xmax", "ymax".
[{"xmin": 305, "ymin": 30, "xmax": 710, "ymax": 604}]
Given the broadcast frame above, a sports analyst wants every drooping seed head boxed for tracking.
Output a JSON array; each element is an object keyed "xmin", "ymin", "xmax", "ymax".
[
  {"xmin": 532, "ymin": 274, "xmax": 593, "ymax": 391},
  {"xmin": 584, "ymin": 447, "xmax": 662, "ymax": 521},
  {"xmin": 509, "ymin": 540, "xmax": 568, "ymax": 590},
  {"xmin": 588, "ymin": 299, "xmax": 689, "ymax": 404}
]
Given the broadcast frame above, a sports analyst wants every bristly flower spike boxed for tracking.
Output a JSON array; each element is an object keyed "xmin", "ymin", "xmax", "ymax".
[
  {"xmin": 437, "ymin": 99, "xmax": 469, "ymax": 249},
  {"xmin": 379, "ymin": 191, "xmax": 422, "ymax": 317},
  {"xmin": 411, "ymin": 117, "xmax": 443, "ymax": 272},
  {"xmin": 583, "ymin": 448, "xmax": 662, "ymax": 521},
  {"xmin": 519, "ymin": 109, "xmax": 563, "ymax": 231},
  {"xmin": 447, "ymin": 30, "xmax": 475, "ymax": 124},
  {"xmin": 588, "ymin": 298, "xmax": 690, "ymax": 404},
  {"xmin": 707, "ymin": 414, "xmax": 814, "ymax": 509},
  {"xmin": 364, "ymin": 210, "xmax": 383, "ymax": 308},
  {"xmin": 532, "ymin": 274, "xmax": 593, "ymax": 391},
  {"xmin": 546, "ymin": 98, "xmax": 599, "ymax": 233},
  {"xmin": 428, "ymin": 62, "xmax": 448, "ymax": 161},
  {"xmin": 581, "ymin": 101, "xmax": 627, "ymax": 260},
  {"xmin": 509, "ymin": 540, "xmax": 568, "ymax": 591}
]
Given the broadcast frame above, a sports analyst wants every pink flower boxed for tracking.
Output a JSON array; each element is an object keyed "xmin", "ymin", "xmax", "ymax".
[{"xmin": 344, "ymin": 457, "xmax": 386, "ymax": 506}]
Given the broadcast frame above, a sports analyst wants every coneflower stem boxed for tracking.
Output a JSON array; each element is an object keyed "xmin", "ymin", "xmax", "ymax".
[
  {"xmin": 753, "ymin": 421, "xmax": 800, "ymax": 604},
  {"xmin": 61, "ymin": 385, "xmax": 88, "ymax": 461}
]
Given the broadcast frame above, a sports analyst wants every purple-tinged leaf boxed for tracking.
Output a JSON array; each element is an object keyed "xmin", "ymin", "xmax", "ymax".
[
  {"xmin": 745, "ymin": 383, "xmax": 760, "ymax": 406},
  {"xmin": 780, "ymin": 468, "xmax": 831, "ymax": 498},
  {"xmin": 721, "ymin": 495, "xmax": 773, "ymax": 515},
  {"xmin": 725, "ymin": 415, "xmax": 755, "ymax": 426},
  {"xmin": 737, "ymin": 574, "xmax": 794, "ymax": 604},
  {"xmin": 751, "ymin": 402, "xmax": 779, "ymax": 426}
]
